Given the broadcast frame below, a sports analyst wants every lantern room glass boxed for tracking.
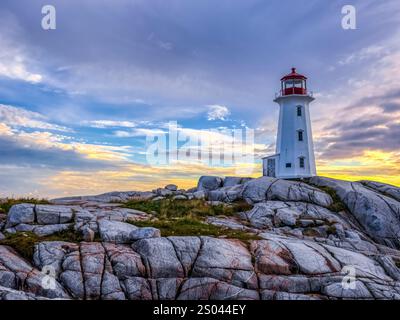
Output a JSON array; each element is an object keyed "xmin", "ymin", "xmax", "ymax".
[
  {"xmin": 284, "ymin": 80, "xmax": 304, "ymax": 89},
  {"xmin": 282, "ymin": 79, "xmax": 307, "ymax": 95}
]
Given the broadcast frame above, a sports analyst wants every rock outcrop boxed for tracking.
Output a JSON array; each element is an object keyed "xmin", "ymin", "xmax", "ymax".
[
  {"xmin": 1, "ymin": 176, "xmax": 400, "ymax": 300},
  {"xmin": 197, "ymin": 176, "xmax": 224, "ymax": 191},
  {"xmin": 310, "ymin": 176, "xmax": 400, "ymax": 248},
  {"xmin": 242, "ymin": 177, "xmax": 333, "ymax": 207},
  {"xmin": 4, "ymin": 202, "xmax": 152, "ymax": 240}
]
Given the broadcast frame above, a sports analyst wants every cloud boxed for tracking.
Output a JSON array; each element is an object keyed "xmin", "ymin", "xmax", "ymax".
[
  {"xmin": 346, "ymin": 89, "xmax": 400, "ymax": 112},
  {"xmin": 113, "ymin": 128, "xmax": 167, "ymax": 138},
  {"xmin": 147, "ymin": 32, "xmax": 173, "ymax": 51},
  {"xmin": 317, "ymin": 150, "xmax": 400, "ymax": 187},
  {"xmin": 120, "ymin": 123, "xmax": 267, "ymax": 169},
  {"xmin": 0, "ymin": 18, "xmax": 43, "ymax": 83},
  {"xmin": 0, "ymin": 54, "xmax": 42, "ymax": 83},
  {"xmin": 338, "ymin": 45, "xmax": 386, "ymax": 66},
  {"xmin": 42, "ymin": 160, "xmax": 261, "ymax": 198},
  {"xmin": 0, "ymin": 104, "xmax": 72, "ymax": 132},
  {"xmin": 0, "ymin": 135, "xmax": 107, "ymax": 170},
  {"xmin": 0, "ymin": 123, "xmax": 13, "ymax": 136},
  {"xmin": 319, "ymin": 115, "xmax": 400, "ymax": 160},
  {"xmin": 0, "ymin": 165, "xmax": 55, "ymax": 198},
  {"xmin": 381, "ymin": 102, "xmax": 400, "ymax": 113},
  {"xmin": 0, "ymin": 105, "xmax": 135, "ymax": 168},
  {"xmin": 312, "ymin": 32, "xmax": 400, "ymax": 163},
  {"xmin": 0, "ymin": 120, "xmax": 263, "ymax": 198},
  {"xmin": 207, "ymin": 105, "xmax": 230, "ymax": 121},
  {"xmin": 6, "ymin": 0, "xmax": 392, "ymax": 110},
  {"xmin": 1, "ymin": 0, "xmax": 398, "ymax": 121},
  {"xmin": 316, "ymin": 108, "xmax": 399, "ymax": 160},
  {"xmin": 84, "ymin": 120, "xmax": 138, "ymax": 128},
  {"xmin": 0, "ymin": 0, "xmax": 400, "ymax": 197}
]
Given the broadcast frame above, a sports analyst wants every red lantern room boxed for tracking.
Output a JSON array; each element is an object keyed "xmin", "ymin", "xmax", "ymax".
[{"xmin": 280, "ymin": 67, "xmax": 307, "ymax": 96}]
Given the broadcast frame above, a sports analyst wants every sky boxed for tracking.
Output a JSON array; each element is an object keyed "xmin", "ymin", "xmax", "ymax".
[{"xmin": 0, "ymin": 0, "xmax": 399, "ymax": 198}]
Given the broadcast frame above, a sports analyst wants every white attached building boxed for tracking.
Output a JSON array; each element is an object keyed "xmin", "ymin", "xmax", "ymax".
[{"xmin": 263, "ymin": 68, "xmax": 316, "ymax": 179}]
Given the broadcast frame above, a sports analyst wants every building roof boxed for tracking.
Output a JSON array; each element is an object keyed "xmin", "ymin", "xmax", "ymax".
[
  {"xmin": 281, "ymin": 68, "xmax": 307, "ymax": 81},
  {"xmin": 262, "ymin": 154, "xmax": 280, "ymax": 159}
]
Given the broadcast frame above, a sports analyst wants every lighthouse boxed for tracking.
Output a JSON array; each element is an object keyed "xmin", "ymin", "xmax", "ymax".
[{"xmin": 263, "ymin": 68, "xmax": 316, "ymax": 179}]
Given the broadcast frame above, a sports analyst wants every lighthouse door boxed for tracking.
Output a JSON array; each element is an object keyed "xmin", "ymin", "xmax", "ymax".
[{"xmin": 267, "ymin": 158, "xmax": 276, "ymax": 177}]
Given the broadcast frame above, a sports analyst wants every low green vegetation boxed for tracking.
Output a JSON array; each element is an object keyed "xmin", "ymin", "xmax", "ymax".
[
  {"xmin": 326, "ymin": 224, "xmax": 337, "ymax": 235},
  {"xmin": 124, "ymin": 198, "xmax": 252, "ymax": 219},
  {"xmin": 0, "ymin": 197, "xmax": 258, "ymax": 259},
  {"xmin": 0, "ymin": 226, "xmax": 83, "ymax": 261},
  {"xmin": 302, "ymin": 228, "xmax": 321, "ymax": 237},
  {"xmin": 125, "ymin": 198, "xmax": 259, "ymax": 240},
  {"xmin": 0, "ymin": 198, "xmax": 50, "ymax": 215},
  {"xmin": 133, "ymin": 217, "xmax": 261, "ymax": 241},
  {"xmin": 303, "ymin": 184, "xmax": 347, "ymax": 213},
  {"xmin": 319, "ymin": 186, "xmax": 347, "ymax": 212}
]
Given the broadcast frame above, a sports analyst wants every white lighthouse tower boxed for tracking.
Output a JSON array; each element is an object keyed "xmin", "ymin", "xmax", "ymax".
[{"xmin": 263, "ymin": 68, "xmax": 316, "ymax": 179}]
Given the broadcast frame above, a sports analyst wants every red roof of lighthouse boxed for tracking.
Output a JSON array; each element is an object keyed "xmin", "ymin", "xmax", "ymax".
[{"xmin": 281, "ymin": 67, "xmax": 307, "ymax": 81}]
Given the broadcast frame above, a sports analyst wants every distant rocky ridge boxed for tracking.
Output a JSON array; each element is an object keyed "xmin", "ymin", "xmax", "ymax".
[{"xmin": 1, "ymin": 176, "xmax": 400, "ymax": 300}]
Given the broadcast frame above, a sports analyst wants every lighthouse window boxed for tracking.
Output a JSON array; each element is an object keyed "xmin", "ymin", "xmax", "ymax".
[
  {"xmin": 298, "ymin": 130, "xmax": 304, "ymax": 141},
  {"xmin": 285, "ymin": 80, "xmax": 293, "ymax": 89},
  {"xmin": 285, "ymin": 163, "xmax": 292, "ymax": 168},
  {"xmin": 297, "ymin": 105, "xmax": 302, "ymax": 116},
  {"xmin": 294, "ymin": 80, "xmax": 302, "ymax": 88},
  {"xmin": 299, "ymin": 157, "xmax": 305, "ymax": 168}
]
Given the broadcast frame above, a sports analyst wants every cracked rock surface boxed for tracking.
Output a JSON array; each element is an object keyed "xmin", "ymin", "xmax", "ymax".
[{"xmin": 1, "ymin": 177, "xmax": 400, "ymax": 300}]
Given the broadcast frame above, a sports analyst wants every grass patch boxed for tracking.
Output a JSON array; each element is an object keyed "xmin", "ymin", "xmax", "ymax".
[
  {"xmin": 310, "ymin": 186, "xmax": 347, "ymax": 212},
  {"xmin": 302, "ymin": 179, "xmax": 348, "ymax": 213},
  {"xmin": 326, "ymin": 225, "xmax": 337, "ymax": 235},
  {"xmin": 124, "ymin": 198, "xmax": 258, "ymax": 240},
  {"xmin": 0, "ymin": 198, "xmax": 50, "ymax": 215},
  {"xmin": 132, "ymin": 217, "xmax": 261, "ymax": 241},
  {"xmin": 122, "ymin": 199, "xmax": 162, "ymax": 214},
  {"xmin": 124, "ymin": 198, "xmax": 252, "ymax": 219},
  {"xmin": 286, "ymin": 178, "xmax": 304, "ymax": 182},
  {"xmin": 302, "ymin": 228, "xmax": 321, "ymax": 237},
  {"xmin": 0, "ymin": 226, "xmax": 83, "ymax": 261}
]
